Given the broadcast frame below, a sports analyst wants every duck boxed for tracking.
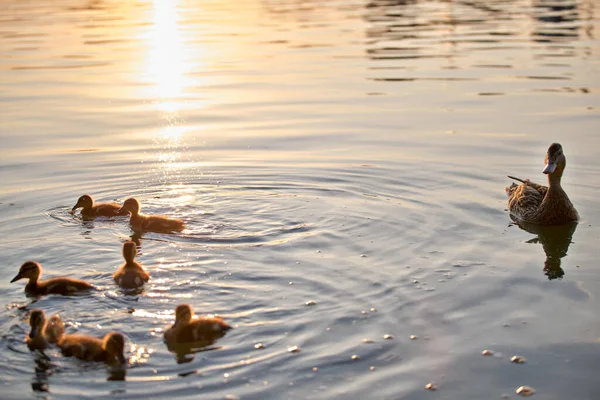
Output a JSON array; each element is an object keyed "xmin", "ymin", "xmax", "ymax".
[
  {"xmin": 26, "ymin": 309, "xmax": 65, "ymax": 351},
  {"xmin": 117, "ymin": 198, "xmax": 185, "ymax": 233},
  {"xmin": 56, "ymin": 331, "xmax": 126, "ymax": 365},
  {"xmin": 113, "ymin": 241, "xmax": 150, "ymax": 289},
  {"xmin": 506, "ymin": 143, "xmax": 579, "ymax": 225},
  {"xmin": 11, "ymin": 261, "xmax": 94, "ymax": 296},
  {"xmin": 71, "ymin": 194, "xmax": 128, "ymax": 218},
  {"xmin": 164, "ymin": 304, "xmax": 231, "ymax": 349}
]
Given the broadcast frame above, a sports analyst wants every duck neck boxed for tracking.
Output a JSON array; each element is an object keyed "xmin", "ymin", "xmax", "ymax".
[
  {"xmin": 25, "ymin": 277, "xmax": 39, "ymax": 292},
  {"xmin": 537, "ymin": 170, "xmax": 575, "ymax": 222},
  {"xmin": 129, "ymin": 210, "xmax": 141, "ymax": 222}
]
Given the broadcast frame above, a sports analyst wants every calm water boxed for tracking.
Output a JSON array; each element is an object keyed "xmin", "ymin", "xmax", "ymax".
[{"xmin": 1, "ymin": 0, "xmax": 600, "ymax": 398}]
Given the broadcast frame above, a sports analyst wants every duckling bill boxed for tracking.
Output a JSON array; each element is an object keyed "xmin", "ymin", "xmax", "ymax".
[
  {"xmin": 11, "ymin": 261, "xmax": 93, "ymax": 296},
  {"xmin": 506, "ymin": 143, "xmax": 579, "ymax": 225},
  {"xmin": 72, "ymin": 194, "xmax": 128, "ymax": 218},
  {"xmin": 113, "ymin": 241, "xmax": 150, "ymax": 289},
  {"xmin": 118, "ymin": 198, "xmax": 185, "ymax": 233}
]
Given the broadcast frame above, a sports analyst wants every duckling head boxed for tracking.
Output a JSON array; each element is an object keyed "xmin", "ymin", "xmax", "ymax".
[
  {"xmin": 103, "ymin": 331, "xmax": 126, "ymax": 364},
  {"xmin": 72, "ymin": 194, "xmax": 94, "ymax": 212},
  {"xmin": 28, "ymin": 309, "xmax": 46, "ymax": 339},
  {"xmin": 175, "ymin": 304, "xmax": 193, "ymax": 326},
  {"xmin": 11, "ymin": 261, "xmax": 42, "ymax": 283},
  {"xmin": 122, "ymin": 241, "xmax": 137, "ymax": 263},
  {"xmin": 543, "ymin": 143, "xmax": 566, "ymax": 175},
  {"xmin": 118, "ymin": 198, "xmax": 140, "ymax": 215},
  {"xmin": 45, "ymin": 314, "xmax": 65, "ymax": 344}
]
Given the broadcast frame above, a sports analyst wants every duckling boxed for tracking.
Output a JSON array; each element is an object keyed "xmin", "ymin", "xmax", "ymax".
[
  {"xmin": 118, "ymin": 198, "xmax": 185, "ymax": 233},
  {"xmin": 26, "ymin": 309, "xmax": 65, "ymax": 351},
  {"xmin": 72, "ymin": 194, "xmax": 128, "ymax": 218},
  {"xmin": 113, "ymin": 241, "xmax": 150, "ymax": 289},
  {"xmin": 57, "ymin": 331, "xmax": 126, "ymax": 365},
  {"xmin": 11, "ymin": 261, "xmax": 93, "ymax": 296},
  {"xmin": 506, "ymin": 143, "xmax": 579, "ymax": 225},
  {"xmin": 164, "ymin": 304, "xmax": 231, "ymax": 348}
]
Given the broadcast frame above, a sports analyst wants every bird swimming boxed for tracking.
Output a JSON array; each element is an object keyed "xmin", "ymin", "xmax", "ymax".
[
  {"xmin": 56, "ymin": 331, "xmax": 127, "ymax": 365},
  {"xmin": 71, "ymin": 194, "xmax": 128, "ymax": 218},
  {"xmin": 506, "ymin": 142, "xmax": 579, "ymax": 225},
  {"xmin": 164, "ymin": 304, "xmax": 231, "ymax": 350},
  {"xmin": 113, "ymin": 241, "xmax": 150, "ymax": 289},
  {"xmin": 117, "ymin": 198, "xmax": 185, "ymax": 233},
  {"xmin": 11, "ymin": 261, "xmax": 93, "ymax": 296},
  {"xmin": 26, "ymin": 309, "xmax": 65, "ymax": 351}
]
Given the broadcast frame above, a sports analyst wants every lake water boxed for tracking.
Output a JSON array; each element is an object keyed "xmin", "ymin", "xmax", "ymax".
[{"xmin": 1, "ymin": 0, "xmax": 599, "ymax": 398}]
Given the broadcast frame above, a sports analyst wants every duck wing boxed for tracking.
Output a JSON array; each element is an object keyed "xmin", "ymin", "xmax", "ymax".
[
  {"xmin": 43, "ymin": 277, "xmax": 93, "ymax": 295},
  {"xmin": 507, "ymin": 182, "xmax": 545, "ymax": 221},
  {"xmin": 142, "ymin": 216, "xmax": 185, "ymax": 233}
]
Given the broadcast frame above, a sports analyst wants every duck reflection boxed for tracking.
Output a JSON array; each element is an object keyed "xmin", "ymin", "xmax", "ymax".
[
  {"xmin": 107, "ymin": 364, "xmax": 127, "ymax": 381},
  {"xmin": 532, "ymin": 0, "xmax": 580, "ymax": 41},
  {"xmin": 512, "ymin": 218, "xmax": 578, "ymax": 280},
  {"xmin": 31, "ymin": 354, "xmax": 52, "ymax": 393}
]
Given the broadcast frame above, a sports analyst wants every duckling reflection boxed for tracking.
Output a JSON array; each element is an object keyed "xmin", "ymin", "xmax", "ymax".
[
  {"xmin": 71, "ymin": 194, "xmax": 128, "ymax": 219},
  {"xmin": 164, "ymin": 304, "xmax": 231, "ymax": 359},
  {"xmin": 11, "ymin": 261, "xmax": 94, "ymax": 297},
  {"xmin": 118, "ymin": 198, "xmax": 185, "ymax": 233},
  {"xmin": 31, "ymin": 354, "xmax": 53, "ymax": 393},
  {"xmin": 512, "ymin": 217, "xmax": 578, "ymax": 280}
]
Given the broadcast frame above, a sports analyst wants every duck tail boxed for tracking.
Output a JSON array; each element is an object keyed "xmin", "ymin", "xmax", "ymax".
[{"xmin": 507, "ymin": 175, "xmax": 526, "ymax": 183}]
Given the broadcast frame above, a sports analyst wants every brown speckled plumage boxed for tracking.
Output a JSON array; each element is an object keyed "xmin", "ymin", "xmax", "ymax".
[{"xmin": 506, "ymin": 143, "xmax": 579, "ymax": 225}]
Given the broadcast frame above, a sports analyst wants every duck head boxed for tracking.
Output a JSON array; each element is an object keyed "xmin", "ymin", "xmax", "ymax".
[
  {"xmin": 72, "ymin": 194, "xmax": 94, "ymax": 212},
  {"xmin": 103, "ymin": 331, "xmax": 126, "ymax": 364},
  {"xmin": 11, "ymin": 261, "xmax": 42, "ymax": 283},
  {"xmin": 174, "ymin": 304, "xmax": 194, "ymax": 327},
  {"xmin": 543, "ymin": 143, "xmax": 566, "ymax": 175},
  {"xmin": 122, "ymin": 241, "xmax": 137, "ymax": 263},
  {"xmin": 117, "ymin": 198, "xmax": 140, "ymax": 216},
  {"xmin": 28, "ymin": 309, "xmax": 46, "ymax": 339}
]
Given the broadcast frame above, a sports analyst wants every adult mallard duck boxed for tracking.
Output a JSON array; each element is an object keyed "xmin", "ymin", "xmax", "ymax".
[
  {"xmin": 11, "ymin": 261, "xmax": 94, "ymax": 296},
  {"xmin": 164, "ymin": 304, "xmax": 231, "ymax": 351},
  {"xmin": 72, "ymin": 194, "xmax": 128, "ymax": 218},
  {"xmin": 506, "ymin": 143, "xmax": 579, "ymax": 225},
  {"xmin": 117, "ymin": 198, "xmax": 185, "ymax": 233},
  {"xmin": 26, "ymin": 309, "xmax": 65, "ymax": 351},
  {"xmin": 113, "ymin": 241, "xmax": 150, "ymax": 289},
  {"xmin": 57, "ymin": 331, "xmax": 126, "ymax": 365}
]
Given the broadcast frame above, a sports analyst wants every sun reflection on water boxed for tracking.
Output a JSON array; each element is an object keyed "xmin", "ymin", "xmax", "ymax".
[
  {"xmin": 148, "ymin": 0, "xmax": 188, "ymax": 110},
  {"xmin": 144, "ymin": 0, "xmax": 196, "ymax": 177}
]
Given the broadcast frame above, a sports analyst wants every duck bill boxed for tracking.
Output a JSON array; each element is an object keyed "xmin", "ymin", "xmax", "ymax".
[
  {"xmin": 10, "ymin": 273, "xmax": 22, "ymax": 283},
  {"xmin": 117, "ymin": 353, "xmax": 126, "ymax": 364},
  {"xmin": 71, "ymin": 203, "xmax": 81, "ymax": 212},
  {"xmin": 29, "ymin": 326, "xmax": 39, "ymax": 339},
  {"xmin": 542, "ymin": 162, "xmax": 557, "ymax": 174}
]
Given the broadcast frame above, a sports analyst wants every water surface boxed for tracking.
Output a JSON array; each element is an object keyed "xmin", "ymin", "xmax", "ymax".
[{"xmin": 1, "ymin": 0, "xmax": 599, "ymax": 399}]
